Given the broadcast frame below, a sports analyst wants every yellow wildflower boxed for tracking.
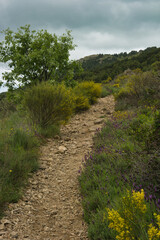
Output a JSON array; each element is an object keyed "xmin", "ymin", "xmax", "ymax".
[
  {"xmin": 154, "ymin": 213, "xmax": 160, "ymax": 228},
  {"xmin": 147, "ymin": 214, "xmax": 160, "ymax": 239},
  {"xmin": 107, "ymin": 208, "xmax": 132, "ymax": 239},
  {"xmin": 148, "ymin": 223, "xmax": 160, "ymax": 240},
  {"xmin": 131, "ymin": 189, "xmax": 147, "ymax": 213}
]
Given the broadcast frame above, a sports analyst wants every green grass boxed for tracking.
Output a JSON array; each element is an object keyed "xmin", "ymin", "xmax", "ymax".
[{"xmin": 0, "ymin": 112, "xmax": 40, "ymax": 217}]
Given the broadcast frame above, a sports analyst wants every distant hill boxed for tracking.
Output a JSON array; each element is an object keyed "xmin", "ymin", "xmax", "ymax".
[{"xmin": 78, "ymin": 47, "xmax": 160, "ymax": 82}]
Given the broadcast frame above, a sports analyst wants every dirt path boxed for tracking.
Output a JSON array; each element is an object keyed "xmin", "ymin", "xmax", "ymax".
[{"xmin": 0, "ymin": 96, "xmax": 115, "ymax": 240}]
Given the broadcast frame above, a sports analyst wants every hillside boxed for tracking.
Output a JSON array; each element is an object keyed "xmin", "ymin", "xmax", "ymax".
[{"xmin": 78, "ymin": 46, "xmax": 160, "ymax": 82}]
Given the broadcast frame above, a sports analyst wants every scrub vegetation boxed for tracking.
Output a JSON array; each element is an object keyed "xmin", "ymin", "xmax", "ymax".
[{"xmin": 79, "ymin": 65, "xmax": 160, "ymax": 239}]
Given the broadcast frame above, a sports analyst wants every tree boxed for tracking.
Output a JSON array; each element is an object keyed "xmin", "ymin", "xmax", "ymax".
[{"xmin": 0, "ymin": 25, "xmax": 82, "ymax": 89}]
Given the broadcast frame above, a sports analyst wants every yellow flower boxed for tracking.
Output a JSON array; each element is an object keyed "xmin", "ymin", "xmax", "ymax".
[
  {"xmin": 154, "ymin": 213, "xmax": 160, "ymax": 228},
  {"xmin": 9, "ymin": 170, "xmax": 12, "ymax": 173},
  {"xmin": 148, "ymin": 223, "xmax": 160, "ymax": 240},
  {"xmin": 129, "ymin": 189, "xmax": 147, "ymax": 213},
  {"xmin": 107, "ymin": 208, "xmax": 132, "ymax": 239}
]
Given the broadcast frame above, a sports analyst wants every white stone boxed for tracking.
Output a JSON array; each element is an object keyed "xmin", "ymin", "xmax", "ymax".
[
  {"xmin": 58, "ymin": 146, "xmax": 67, "ymax": 153},
  {"xmin": 94, "ymin": 119, "xmax": 104, "ymax": 124}
]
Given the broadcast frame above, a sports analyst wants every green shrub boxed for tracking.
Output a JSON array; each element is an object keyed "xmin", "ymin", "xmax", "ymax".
[
  {"xmin": 115, "ymin": 70, "xmax": 160, "ymax": 111},
  {"xmin": 74, "ymin": 81, "xmax": 102, "ymax": 104},
  {"xmin": 128, "ymin": 112, "xmax": 155, "ymax": 149},
  {"xmin": 150, "ymin": 110, "xmax": 160, "ymax": 150},
  {"xmin": 74, "ymin": 94, "xmax": 90, "ymax": 112},
  {"xmin": 114, "ymin": 86, "xmax": 131, "ymax": 100},
  {"xmin": 24, "ymin": 82, "xmax": 75, "ymax": 128},
  {"xmin": 100, "ymin": 85, "xmax": 111, "ymax": 97},
  {"xmin": 115, "ymin": 71, "xmax": 160, "ymax": 104}
]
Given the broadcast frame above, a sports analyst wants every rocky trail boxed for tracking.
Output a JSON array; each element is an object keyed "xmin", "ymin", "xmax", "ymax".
[{"xmin": 0, "ymin": 96, "xmax": 115, "ymax": 240}]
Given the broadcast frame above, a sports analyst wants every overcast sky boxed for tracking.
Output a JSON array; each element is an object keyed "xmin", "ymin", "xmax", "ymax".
[{"xmin": 0, "ymin": 0, "xmax": 160, "ymax": 60}]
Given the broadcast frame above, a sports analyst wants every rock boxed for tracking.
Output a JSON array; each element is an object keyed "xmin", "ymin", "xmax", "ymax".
[
  {"xmin": 10, "ymin": 231, "xmax": 18, "ymax": 238},
  {"xmin": 89, "ymin": 127, "xmax": 98, "ymax": 132},
  {"xmin": 58, "ymin": 146, "xmax": 67, "ymax": 153},
  {"xmin": 0, "ymin": 231, "xmax": 6, "ymax": 236},
  {"xmin": 44, "ymin": 226, "xmax": 50, "ymax": 231},
  {"xmin": 54, "ymin": 135, "xmax": 60, "ymax": 140},
  {"xmin": 24, "ymin": 235, "xmax": 29, "ymax": 238},
  {"xmin": 0, "ymin": 225, "xmax": 4, "ymax": 231},
  {"xmin": 94, "ymin": 119, "xmax": 104, "ymax": 124},
  {"xmin": 71, "ymin": 129, "xmax": 77, "ymax": 133},
  {"xmin": 50, "ymin": 209, "xmax": 58, "ymax": 216},
  {"xmin": 64, "ymin": 137, "xmax": 71, "ymax": 141},
  {"xmin": 2, "ymin": 219, "xmax": 11, "ymax": 225},
  {"xmin": 71, "ymin": 150, "xmax": 77, "ymax": 154}
]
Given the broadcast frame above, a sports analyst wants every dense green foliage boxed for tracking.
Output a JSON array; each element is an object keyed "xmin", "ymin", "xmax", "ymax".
[
  {"xmin": 0, "ymin": 25, "xmax": 82, "ymax": 89},
  {"xmin": 78, "ymin": 47, "xmax": 160, "ymax": 82}
]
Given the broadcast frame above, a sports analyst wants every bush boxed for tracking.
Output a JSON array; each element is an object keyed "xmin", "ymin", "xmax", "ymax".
[
  {"xmin": 128, "ymin": 112, "xmax": 155, "ymax": 149},
  {"xmin": 115, "ymin": 71, "xmax": 160, "ymax": 109},
  {"xmin": 73, "ymin": 81, "xmax": 102, "ymax": 104},
  {"xmin": 100, "ymin": 85, "xmax": 111, "ymax": 98},
  {"xmin": 105, "ymin": 189, "xmax": 159, "ymax": 240},
  {"xmin": 24, "ymin": 82, "xmax": 75, "ymax": 128},
  {"xmin": 74, "ymin": 94, "xmax": 90, "ymax": 112},
  {"xmin": 127, "ymin": 71, "xmax": 156, "ymax": 98}
]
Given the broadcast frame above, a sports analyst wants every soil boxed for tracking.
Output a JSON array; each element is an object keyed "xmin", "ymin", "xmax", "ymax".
[{"xmin": 0, "ymin": 95, "xmax": 115, "ymax": 240}]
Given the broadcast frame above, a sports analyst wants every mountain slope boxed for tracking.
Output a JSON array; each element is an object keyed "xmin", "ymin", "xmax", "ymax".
[{"xmin": 78, "ymin": 46, "xmax": 160, "ymax": 82}]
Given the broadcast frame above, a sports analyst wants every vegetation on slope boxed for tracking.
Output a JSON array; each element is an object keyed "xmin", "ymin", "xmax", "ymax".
[
  {"xmin": 78, "ymin": 47, "xmax": 160, "ymax": 82},
  {"xmin": 79, "ymin": 67, "xmax": 160, "ymax": 239}
]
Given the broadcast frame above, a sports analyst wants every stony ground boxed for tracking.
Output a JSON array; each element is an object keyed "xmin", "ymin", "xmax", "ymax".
[{"xmin": 0, "ymin": 96, "xmax": 115, "ymax": 240}]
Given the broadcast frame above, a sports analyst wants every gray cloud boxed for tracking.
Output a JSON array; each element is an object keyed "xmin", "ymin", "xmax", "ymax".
[{"xmin": 0, "ymin": 0, "xmax": 160, "ymax": 59}]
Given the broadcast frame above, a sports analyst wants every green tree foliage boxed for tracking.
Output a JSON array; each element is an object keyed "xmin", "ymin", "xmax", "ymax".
[{"xmin": 0, "ymin": 25, "xmax": 82, "ymax": 89}]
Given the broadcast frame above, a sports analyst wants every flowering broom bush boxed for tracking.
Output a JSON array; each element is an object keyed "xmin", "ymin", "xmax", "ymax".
[
  {"xmin": 105, "ymin": 189, "xmax": 160, "ymax": 240},
  {"xmin": 24, "ymin": 82, "xmax": 75, "ymax": 128},
  {"xmin": 73, "ymin": 81, "xmax": 102, "ymax": 104}
]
